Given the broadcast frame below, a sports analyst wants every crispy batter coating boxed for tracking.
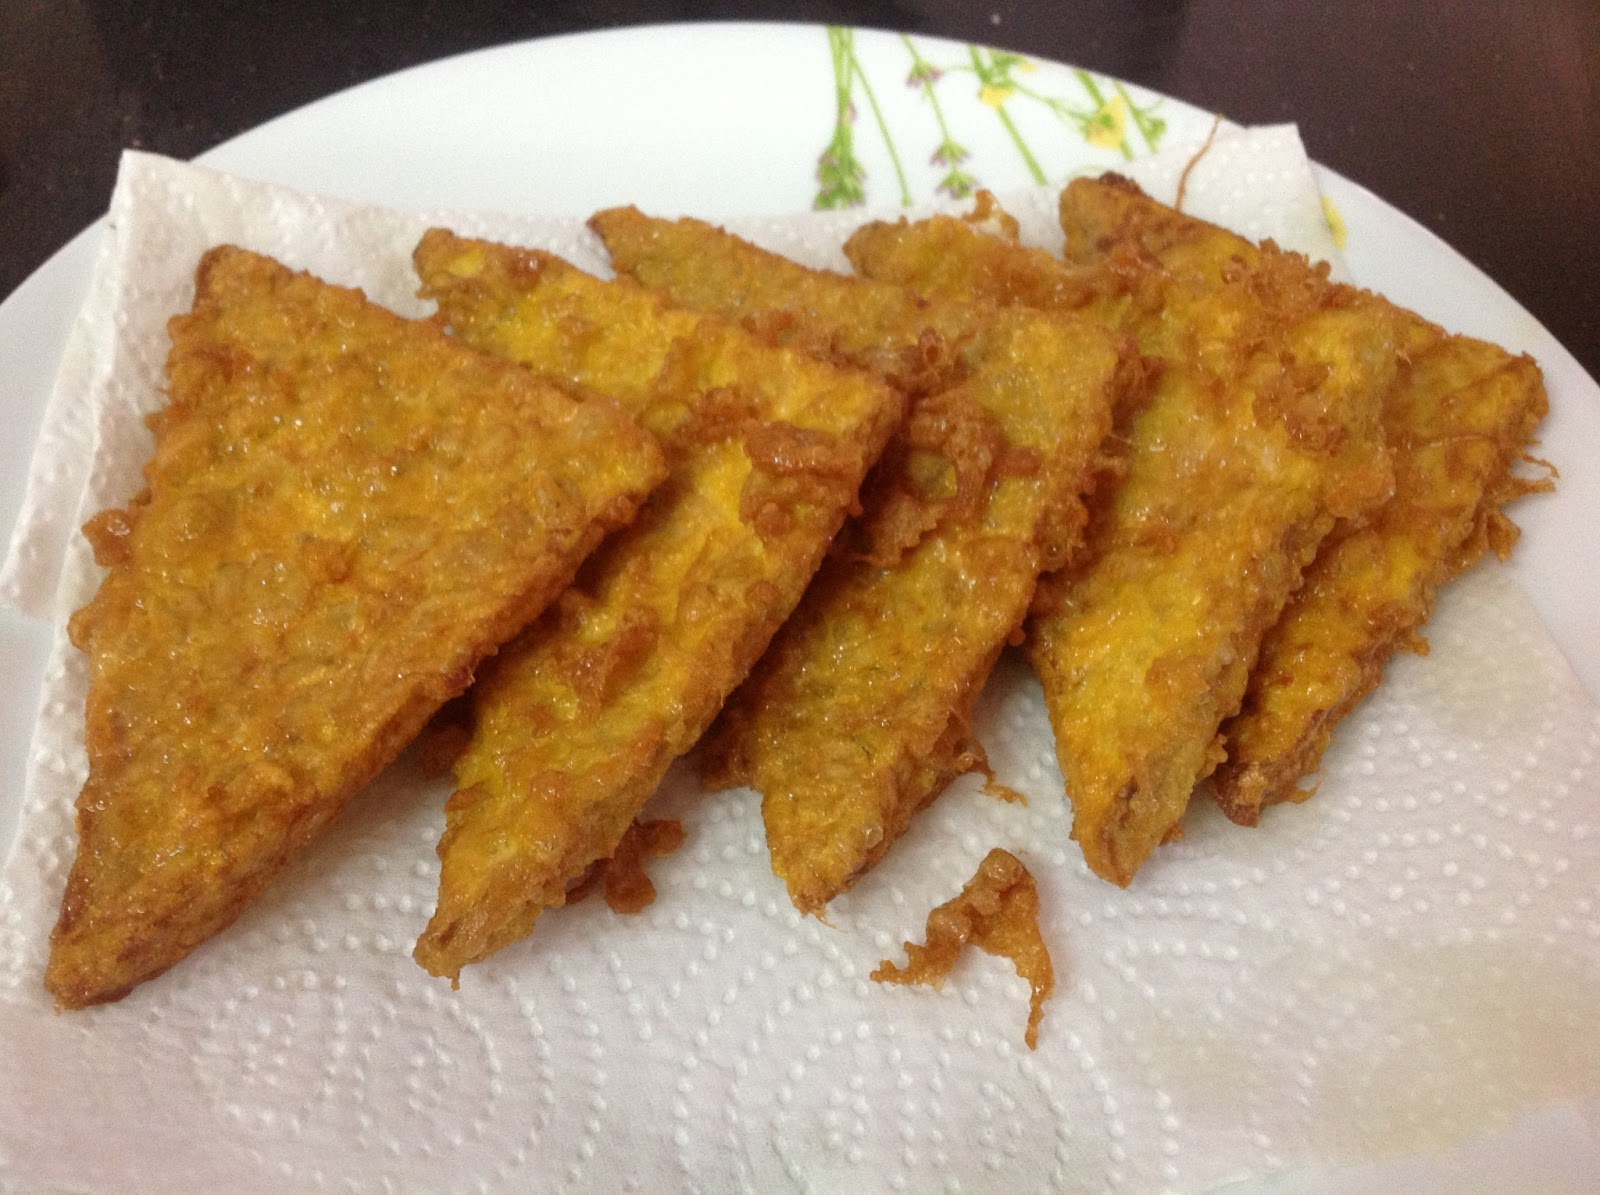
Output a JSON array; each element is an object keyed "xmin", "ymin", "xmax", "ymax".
[
  {"xmin": 47, "ymin": 247, "xmax": 666, "ymax": 1008},
  {"xmin": 1059, "ymin": 178, "xmax": 1552, "ymax": 824},
  {"xmin": 590, "ymin": 207, "xmax": 976, "ymax": 389},
  {"xmin": 871, "ymin": 848, "xmax": 1055, "ymax": 1049},
  {"xmin": 1213, "ymin": 327, "xmax": 1551, "ymax": 822},
  {"xmin": 845, "ymin": 182, "xmax": 1398, "ymax": 885},
  {"xmin": 592, "ymin": 208, "xmax": 1139, "ymax": 914},
  {"xmin": 411, "ymin": 231, "xmax": 903, "ymax": 978}
]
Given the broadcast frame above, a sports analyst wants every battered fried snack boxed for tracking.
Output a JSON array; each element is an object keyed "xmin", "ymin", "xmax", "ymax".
[
  {"xmin": 47, "ymin": 246, "xmax": 666, "ymax": 1009},
  {"xmin": 872, "ymin": 848, "xmax": 1055, "ymax": 1049},
  {"xmin": 1057, "ymin": 178, "xmax": 1553, "ymax": 823},
  {"xmin": 592, "ymin": 207, "xmax": 973, "ymax": 381},
  {"xmin": 845, "ymin": 181, "xmax": 1397, "ymax": 885},
  {"xmin": 411, "ymin": 230, "xmax": 903, "ymax": 978},
  {"xmin": 593, "ymin": 208, "xmax": 1139, "ymax": 914},
  {"xmin": 1212, "ymin": 326, "xmax": 1551, "ymax": 822}
]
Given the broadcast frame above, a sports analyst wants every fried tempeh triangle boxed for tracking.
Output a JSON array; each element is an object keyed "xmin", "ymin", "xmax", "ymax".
[
  {"xmin": 845, "ymin": 180, "xmax": 1398, "ymax": 885},
  {"xmin": 411, "ymin": 230, "xmax": 904, "ymax": 977},
  {"xmin": 1054, "ymin": 178, "xmax": 1551, "ymax": 824},
  {"xmin": 593, "ymin": 208, "xmax": 1141, "ymax": 914},
  {"xmin": 47, "ymin": 247, "xmax": 666, "ymax": 1008},
  {"xmin": 1212, "ymin": 324, "xmax": 1550, "ymax": 823}
]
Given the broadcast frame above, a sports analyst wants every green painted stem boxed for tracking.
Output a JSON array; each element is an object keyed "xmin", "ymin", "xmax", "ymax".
[{"xmin": 850, "ymin": 40, "xmax": 912, "ymax": 206}]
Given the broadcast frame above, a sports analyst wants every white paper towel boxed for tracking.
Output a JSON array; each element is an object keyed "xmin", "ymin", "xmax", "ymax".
[{"xmin": 1, "ymin": 133, "xmax": 1596, "ymax": 1195}]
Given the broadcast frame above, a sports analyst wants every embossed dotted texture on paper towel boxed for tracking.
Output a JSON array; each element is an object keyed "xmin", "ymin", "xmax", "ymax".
[{"xmin": 1, "ymin": 150, "xmax": 1597, "ymax": 1195}]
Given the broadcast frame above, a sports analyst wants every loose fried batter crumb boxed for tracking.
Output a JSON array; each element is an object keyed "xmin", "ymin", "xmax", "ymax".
[
  {"xmin": 872, "ymin": 849, "xmax": 1056, "ymax": 1049},
  {"xmin": 567, "ymin": 818, "xmax": 686, "ymax": 914},
  {"xmin": 957, "ymin": 737, "xmax": 1026, "ymax": 805}
]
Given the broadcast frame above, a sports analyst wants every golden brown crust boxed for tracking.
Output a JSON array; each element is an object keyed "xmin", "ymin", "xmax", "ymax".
[
  {"xmin": 592, "ymin": 208, "xmax": 1138, "ymax": 914},
  {"xmin": 847, "ymin": 184, "xmax": 1399, "ymax": 886},
  {"xmin": 46, "ymin": 246, "xmax": 665, "ymax": 1008},
  {"xmin": 1212, "ymin": 339, "xmax": 1552, "ymax": 823},
  {"xmin": 410, "ymin": 230, "xmax": 904, "ymax": 979}
]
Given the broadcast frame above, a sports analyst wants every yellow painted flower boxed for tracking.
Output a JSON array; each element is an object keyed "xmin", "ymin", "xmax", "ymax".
[
  {"xmin": 1322, "ymin": 195, "xmax": 1350, "ymax": 250},
  {"xmin": 1084, "ymin": 94, "xmax": 1129, "ymax": 151},
  {"xmin": 979, "ymin": 83, "xmax": 1015, "ymax": 109}
]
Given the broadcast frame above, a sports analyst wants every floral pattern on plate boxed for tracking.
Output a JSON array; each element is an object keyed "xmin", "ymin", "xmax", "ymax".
[{"xmin": 816, "ymin": 26, "xmax": 1171, "ymax": 209}]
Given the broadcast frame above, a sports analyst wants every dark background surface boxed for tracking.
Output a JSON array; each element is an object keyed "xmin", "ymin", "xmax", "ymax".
[{"xmin": 3, "ymin": 0, "xmax": 1598, "ymax": 377}]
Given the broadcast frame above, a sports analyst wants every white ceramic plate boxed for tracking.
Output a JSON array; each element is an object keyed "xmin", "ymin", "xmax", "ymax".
[{"xmin": 1, "ymin": 23, "xmax": 1596, "ymax": 1193}]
